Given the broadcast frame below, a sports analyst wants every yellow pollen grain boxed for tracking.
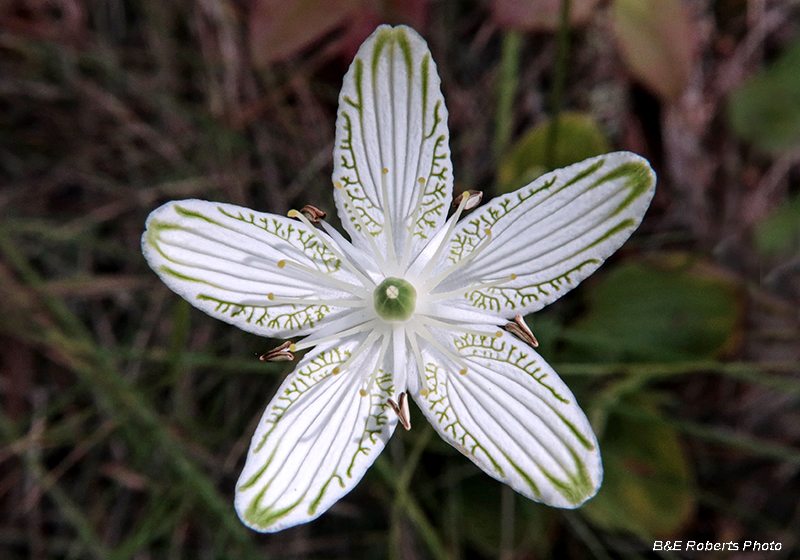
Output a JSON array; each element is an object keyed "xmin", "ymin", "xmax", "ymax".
[
  {"xmin": 332, "ymin": 367, "xmax": 340, "ymax": 375},
  {"xmin": 382, "ymin": 168, "xmax": 389, "ymax": 174},
  {"xmin": 484, "ymin": 228, "xmax": 491, "ymax": 236},
  {"xmin": 510, "ymin": 273, "xmax": 517, "ymax": 280},
  {"xmin": 277, "ymin": 260, "xmax": 286, "ymax": 268},
  {"xmin": 420, "ymin": 388, "xmax": 429, "ymax": 397},
  {"xmin": 495, "ymin": 331, "xmax": 503, "ymax": 338},
  {"xmin": 359, "ymin": 389, "xmax": 367, "ymax": 397},
  {"xmin": 418, "ymin": 177, "xmax": 425, "ymax": 183},
  {"xmin": 289, "ymin": 344, "xmax": 297, "ymax": 352},
  {"xmin": 333, "ymin": 182, "xmax": 343, "ymax": 189},
  {"xmin": 267, "ymin": 293, "xmax": 274, "ymax": 300},
  {"xmin": 287, "ymin": 209, "xmax": 299, "ymax": 218},
  {"xmin": 459, "ymin": 368, "xmax": 467, "ymax": 375}
]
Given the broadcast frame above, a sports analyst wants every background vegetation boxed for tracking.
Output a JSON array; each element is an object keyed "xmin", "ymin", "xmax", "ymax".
[{"xmin": 1, "ymin": 0, "xmax": 799, "ymax": 558}]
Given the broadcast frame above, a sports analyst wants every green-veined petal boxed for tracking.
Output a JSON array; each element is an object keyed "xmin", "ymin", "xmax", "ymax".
[
  {"xmin": 333, "ymin": 25, "xmax": 452, "ymax": 272},
  {"xmin": 142, "ymin": 199, "xmax": 369, "ymax": 338},
  {"xmin": 411, "ymin": 328, "xmax": 602, "ymax": 508},
  {"xmin": 431, "ymin": 152, "xmax": 655, "ymax": 316},
  {"xmin": 235, "ymin": 334, "xmax": 397, "ymax": 532}
]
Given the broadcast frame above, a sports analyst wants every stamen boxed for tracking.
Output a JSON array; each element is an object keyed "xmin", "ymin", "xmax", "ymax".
[
  {"xmin": 334, "ymin": 181, "xmax": 389, "ymax": 270},
  {"xmin": 260, "ymin": 341, "xmax": 294, "ymax": 362},
  {"xmin": 505, "ymin": 314, "xmax": 539, "ymax": 347},
  {"xmin": 412, "ymin": 324, "xmax": 470, "ymax": 376},
  {"xmin": 418, "ymin": 315, "xmax": 503, "ymax": 340},
  {"xmin": 386, "ymin": 392, "xmax": 411, "ymax": 430},
  {"xmin": 418, "ymin": 191, "xmax": 475, "ymax": 280},
  {"xmin": 331, "ymin": 330, "xmax": 381, "ymax": 375},
  {"xmin": 359, "ymin": 335, "xmax": 390, "ymax": 397},
  {"xmin": 423, "ymin": 228, "xmax": 493, "ymax": 289},
  {"xmin": 277, "ymin": 258, "xmax": 369, "ymax": 297},
  {"xmin": 429, "ymin": 274, "xmax": 517, "ymax": 301},
  {"xmin": 407, "ymin": 331, "xmax": 430, "ymax": 396},
  {"xmin": 290, "ymin": 319, "xmax": 378, "ymax": 352},
  {"xmin": 287, "ymin": 209, "xmax": 374, "ymax": 288},
  {"xmin": 379, "ymin": 168, "xmax": 399, "ymax": 268},
  {"xmin": 264, "ymin": 293, "xmax": 365, "ymax": 308},
  {"xmin": 400, "ymin": 176, "xmax": 431, "ymax": 270}
]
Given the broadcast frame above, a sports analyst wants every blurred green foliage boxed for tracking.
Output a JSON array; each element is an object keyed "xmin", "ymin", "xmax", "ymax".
[
  {"xmin": 566, "ymin": 260, "xmax": 742, "ymax": 363},
  {"xmin": 755, "ymin": 195, "xmax": 800, "ymax": 257},
  {"xmin": 729, "ymin": 36, "xmax": 800, "ymax": 153},
  {"xmin": 496, "ymin": 112, "xmax": 609, "ymax": 193}
]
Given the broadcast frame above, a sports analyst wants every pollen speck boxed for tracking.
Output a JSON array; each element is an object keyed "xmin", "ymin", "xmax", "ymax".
[
  {"xmin": 459, "ymin": 368, "xmax": 467, "ymax": 375},
  {"xmin": 267, "ymin": 293, "xmax": 274, "ymax": 300},
  {"xmin": 289, "ymin": 344, "xmax": 297, "ymax": 352},
  {"xmin": 418, "ymin": 177, "xmax": 425, "ymax": 183},
  {"xmin": 382, "ymin": 168, "xmax": 389, "ymax": 174},
  {"xmin": 287, "ymin": 209, "xmax": 299, "ymax": 218},
  {"xmin": 484, "ymin": 228, "xmax": 491, "ymax": 236},
  {"xmin": 359, "ymin": 389, "xmax": 367, "ymax": 396},
  {"xmin": 510, "ymin": 273, "xmax": 517, "ymax": 280},
  {"xmin": 495, "ymin": 331, "xmax": 502, "ymax": 338},
  {"xmin": 420, "ymin": 388, "xmax": 429, "ymax": 397},
  {"xmin": 277, "ymin": 260, "xmax": 286, "ymax": 268},
  {"xmin": 333, "ymin": 182, "xmax": 343, "ymax": 189},
  {"xmin": 332, "ymin": 367, "xmax": 340, "ymax": 374}
]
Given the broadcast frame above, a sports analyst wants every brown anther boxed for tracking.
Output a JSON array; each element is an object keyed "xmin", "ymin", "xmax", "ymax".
[
  {"xmin": 300, "ymin": 205, "xmax": 327, "ymax": 223},
  {"xmin": 504, "ymin": 314, "xmax": 539, "ymax": 348},
  {"xmin": 452, "ymin": 190, "xmax": 483, "ymax": 211},
  {"xmin": 260, "ymin": 341, "xmax": 295, "ymax": 362},
  {"xmin": 386, "ymin": 392, "xmax": 411, "ymax": 430}
]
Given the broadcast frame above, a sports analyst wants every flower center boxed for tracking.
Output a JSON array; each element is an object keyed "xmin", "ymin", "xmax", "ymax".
[{"xmin": 374, "ymin": 277, "xmax": 416, "ymax": 322}]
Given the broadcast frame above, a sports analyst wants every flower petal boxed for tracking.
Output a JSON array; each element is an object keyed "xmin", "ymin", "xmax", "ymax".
[
  {"xmin": 411, "ymin": 329, "xmax": 602, "ymax": 508},
  {"xmin": 333, "ymin": 25, "xmax": 453, "ymax": 271},
  {"xmin": 235, "ymin": 334, "xmax": 397, "ymax": 532},
  {"xmin": 433, "ymin": 152, "xmax": 655, "ymax": 316},
  {"xmin": 142, "ymin": 199, "xmax": 370, "ymax": 338}
]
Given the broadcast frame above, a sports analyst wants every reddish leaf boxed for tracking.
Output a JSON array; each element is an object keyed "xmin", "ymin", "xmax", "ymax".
[
  {"xmin": 249, "ymin": 0, "xmax": 362, "ymax": 67},
  {"xmin": 612, "ymin": 0, "xmax": 696, "ymax": 101},
  {"xmin": 492, "ymin": 0, "xmax": 599, "ymax": 31}
]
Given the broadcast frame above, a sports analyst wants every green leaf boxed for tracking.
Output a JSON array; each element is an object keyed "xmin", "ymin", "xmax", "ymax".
[
  {"xmin": 496, "ymin": 112, "xmax": 610, "ymax": 193},
  {"xmin": 565, "ymin": 259, "xmax": 742, "ymax": 363},
  {"xmin": 582, "ymin": 396, "xmax": 695, "ymax": 539},
  {"xmin": 612, "ymin": 0, "xmax": 695, "ymax": 101},
  {"xmin": 728, "ymin": 37, "xmax": 800, "ymax": 153},
  {"xmin": 754, "ymin": 195, "xmax": 800, "ymax": 256}
]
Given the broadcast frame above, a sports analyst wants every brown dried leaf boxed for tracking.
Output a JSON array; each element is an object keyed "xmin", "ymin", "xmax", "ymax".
[
  {"xmin": 249, "ymin": 0, "xmax": 362, "ymax": 67},
  {"xmin": 492, "ymin": 0, "xmax": 599, "ymax": 31},
  {"xmin": 612, "ymin": 0, "xmax": 696, "ymax": 101}
]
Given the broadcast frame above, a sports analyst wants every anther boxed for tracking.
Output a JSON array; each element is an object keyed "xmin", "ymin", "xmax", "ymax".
[
  {"xmin": 332, "ymin": 367, "xmax": 341, "ymax": 374},
  {"xmin": 420, "ymin": 388, "xmax": 429, "ymax": 397},
  {"xmin": 260, "ymin": 341, "xmax": 294, "ymax": 362},
  {"xmin": 300, "ymin": 205, "xmax": 326, "ymax": 223},
  {"xmin": 459, "ymin": 368, "xmax": 467, "ymax": 375},
  {"xmin": 452, "ymin": 190, "xmax": 483, "ymax": 211},
  {"xmin": 387, "ymin": 392, "xmax": 411, "ymax": 430},
  {"xmin": 277, "ymin": 260, "xmax": 286, "ymax": 269},
  {"xmin": 505, "ymin": 314, "xmax": 539, "ymax": 348}
]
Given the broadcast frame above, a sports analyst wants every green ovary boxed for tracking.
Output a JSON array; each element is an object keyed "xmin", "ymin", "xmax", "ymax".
[{"xmin": 374, "ymin": 277, "xmax": 417, "ymax": 322}]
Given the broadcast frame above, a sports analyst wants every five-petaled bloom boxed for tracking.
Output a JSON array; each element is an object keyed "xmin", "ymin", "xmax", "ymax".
[{"xmin": 142, "ymin": 25, "xmax": 656, "ymax": 532}]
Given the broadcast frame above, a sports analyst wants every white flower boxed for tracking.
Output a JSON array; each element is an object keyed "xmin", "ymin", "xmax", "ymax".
[{"xmin": 142, "ymin": 25, "xmax": 656, "ymax": 532}]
